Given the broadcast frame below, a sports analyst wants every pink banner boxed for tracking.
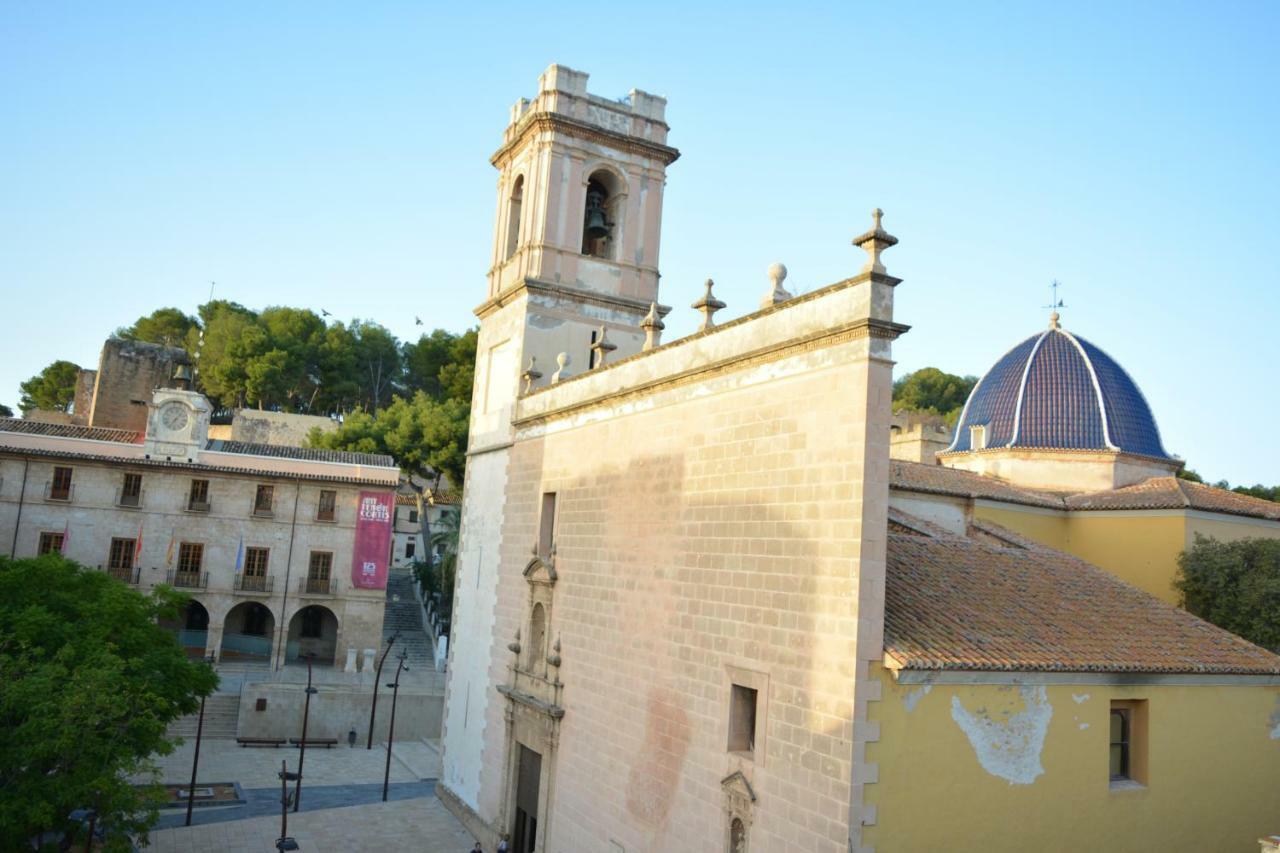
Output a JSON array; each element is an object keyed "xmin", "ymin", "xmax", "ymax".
[{"xmin": 352, "ymin": 490, "xmax": 393, "ymax": 590}]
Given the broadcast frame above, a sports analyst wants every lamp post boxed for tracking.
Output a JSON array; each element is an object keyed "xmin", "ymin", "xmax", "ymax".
[
  {"xmin": 276, "ymin": 761, "xmax": 300, "ymax": 851},
  {"xmin": 367, "ymin": 631, "xmax": 398, "ymax": 749},
  {"xmin": 185, "ymin": 653, "xmax": 217, "ymax": 827},
  {"xmin": 382, "ymin": 649, "xmax": 409, "ymax": 802},
  {"xmin": 294, "ymin": 653, "xmax": 317, "ymax": 813}
]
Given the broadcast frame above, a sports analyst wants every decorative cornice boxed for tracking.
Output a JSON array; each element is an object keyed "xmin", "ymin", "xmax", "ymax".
[
  {"xmin": 475, "ymin": 277, "xmax": 654, "ymax": 320},
  {"xmin": 497, "ymin": 683, "xmax": 565, "ymax": 718},
  {"xmin": 490, "ymin": 112, "xmax": 680, "ymax": 170}
]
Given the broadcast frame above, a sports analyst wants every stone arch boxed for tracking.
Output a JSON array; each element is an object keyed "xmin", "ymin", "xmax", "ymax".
[
  {"xmin": 160, "ymin": 599, "xmax": 210, "ymax": 659},
  {"xmin": 287, "ymin": 603, "xmax": 340, "ymax": 666},
  {"xmin": 505, "ymin": 173, "xmax": 525, "ymax": 260},
  {"xmin": 527, "ymin": 602, "xmax": 547, "ymax": 672},
  {"xmin": 221, "ymin": 600, "xmax": 275, "ymax": 663},
  {"xmin": 580, "ymin": 165, "xmax": 628, "ymax": 260}
]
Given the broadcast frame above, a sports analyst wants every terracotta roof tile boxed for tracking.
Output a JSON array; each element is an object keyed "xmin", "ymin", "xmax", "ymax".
[
  {"xmin": 1065, "ymin": 477, "xmax": 1280, "ymax": 521},
  {"xmin": 205, "ymin": 439, "xmax": 395, "ymax": 468},
  {"xmin": 0, "ymin": 417, "xmax": 143, "ymax": 444},
  {"xmin": 884, "ymin": 532, "xmax": 1280, "ymax": 675},
  {"xmin": 890, "ymin": 460, "xmax": 1062, "ymax": 508}
]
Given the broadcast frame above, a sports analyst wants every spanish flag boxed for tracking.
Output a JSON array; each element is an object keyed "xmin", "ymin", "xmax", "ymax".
[
  {"xmin": 166, "ymin": 529, "xmax": 176, "ymax": 566},
  {"xmin": 134, "ymin": 520, "xmax": 144, "ymax": 565}
]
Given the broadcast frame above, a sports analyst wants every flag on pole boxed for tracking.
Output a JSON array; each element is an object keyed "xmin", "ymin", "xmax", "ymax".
[
  {"xmin": 234, "ymin": 534, "xmax": 244, "ymax": 574},
  {"xmin": 166, "ymin": 529, "xmax": 176, "ymax": 566},
  {"xmin": 134, "ymin": 520, "xmax": 144, "ymax": 565},
  {"xmin": 59, "ymin": 520, "xmax": 70, "ymax": 555}
]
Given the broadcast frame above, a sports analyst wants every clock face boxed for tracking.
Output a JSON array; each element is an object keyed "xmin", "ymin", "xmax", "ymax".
[{"xmin": 161, "ymin": 403, "xmax": 189, "ymax": 432}]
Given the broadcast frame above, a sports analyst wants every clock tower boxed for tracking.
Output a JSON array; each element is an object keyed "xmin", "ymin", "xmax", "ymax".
[{"xmin": 143, "ymin": 367, "xmax": 211, "ymax": 463}]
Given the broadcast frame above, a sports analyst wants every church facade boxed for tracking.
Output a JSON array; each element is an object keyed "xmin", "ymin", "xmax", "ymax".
[{"xmin": 439, "ymin": 66, "xmax": 1280, "ymax": 853}]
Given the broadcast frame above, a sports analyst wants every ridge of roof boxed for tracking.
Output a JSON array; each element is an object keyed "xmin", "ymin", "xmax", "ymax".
[
  {"xmin": 889, "ymin": 460, "xmax": 1063, "ymax": 509},
  {"xmin": 1066, "ymin": 477, "xmax": 1280, "ymax": 521}
]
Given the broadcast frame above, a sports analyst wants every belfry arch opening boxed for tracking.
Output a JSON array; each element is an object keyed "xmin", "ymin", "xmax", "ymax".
[
  {"xmin": 505, "ymin": 175, "xmax": 524, "ymax": 260},
  {"xmin": 581, "ymin": 170, "xmax": 622, "ymax": 259}
]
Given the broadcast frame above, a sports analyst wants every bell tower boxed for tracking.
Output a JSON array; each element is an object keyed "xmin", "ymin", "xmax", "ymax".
[{"xmin": 475, "ymin": 65, "xmax": 679, "ymax": 435}]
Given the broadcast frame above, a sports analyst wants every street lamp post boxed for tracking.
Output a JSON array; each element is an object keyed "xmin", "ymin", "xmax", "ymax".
[
  {"xmin": 382, "ymin": 649, "xmax": 409, "ymax": 802},
  {"xmin": 367, "ymin": 631, "xmax": 398, "ymax": 749},
  {"xmin": 276, "ymin": 761, "xmax": 300, "ymax": 851},
  {"xmin": 294, "ymin": 653, "xmax": 317, "ymax": 813},
  {"xmin": 185, "ymin": 654, "xmax": 217, "ymax": 827}
]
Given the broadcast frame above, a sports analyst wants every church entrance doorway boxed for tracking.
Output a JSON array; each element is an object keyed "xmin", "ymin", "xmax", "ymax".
[{"xmin": 512, "ymin": 744, "xmax": 542, "ymax": 853}]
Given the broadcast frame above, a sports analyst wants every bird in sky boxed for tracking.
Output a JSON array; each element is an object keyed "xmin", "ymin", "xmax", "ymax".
[
  {"xmin": 321, "ymin": 309, "xmax": 332, "ymax": 317},
  {"xmin": 415, "ymin": 316, "xmax": 423, "ymax": 325}
]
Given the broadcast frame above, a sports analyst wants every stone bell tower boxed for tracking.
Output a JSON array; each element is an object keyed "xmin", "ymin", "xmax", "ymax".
[{"xmin": 472, "ymin": 65, "xmax": 680, "ymax": 444}]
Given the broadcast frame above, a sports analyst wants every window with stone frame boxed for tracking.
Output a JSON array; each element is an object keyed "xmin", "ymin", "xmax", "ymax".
[
  {"xmin": 728, "ymin": 684, "xmax": 758, "ymax": 755},
  {"xmin": 244, "ymin": 547, "xmax": 269, "ymax": 577},
  {"xmin": 38, "ymin": 531, "xmax": 64, "ymax": 555},
  {"xmin": 120, "ymin": 472, "xmax": 143, "ymax": 507},
  {"xmin": 317, "ymin": 489, "xmax": 337, "ymax": 522},
  {"xmin": 253, "ymin": 484, "xmax": 274, "ymax": 516},
  {"xmin": 406, "ymin": 539, "xmax": 416, "ymax": 559},
  {"xmin": 188, "ymin": 479, "xmax": 210, "ymax": 511},
  {"xmin": 538, "ymin": 492, "xmax": 557, "ymax": 557},
  {"xmin": 178, "ymin": 542, "xmax": 203, "ymax": 574},
  {"xmin": 50, "ymin": 466, "xmax": 73, "ymax": 500},
  {"xmin": 108, "ymin": 537, "xmax": 136, "ymax": 570},
  {"xmin": 307, "ymin": 551, "xmax": 332, "ymax": 594}
]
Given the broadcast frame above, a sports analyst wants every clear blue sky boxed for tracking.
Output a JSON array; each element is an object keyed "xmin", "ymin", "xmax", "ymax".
[{"xmin": 3, "ymin": 2, "xmax": 1277, "ymax": 484}]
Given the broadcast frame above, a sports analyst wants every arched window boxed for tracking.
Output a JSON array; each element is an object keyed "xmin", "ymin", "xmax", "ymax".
[
  {"xmin": 505, "ymin": 175, "xmax": 524, "ymax": 260},
  {"xmin": 581, "ymin": 170, "xmax": 622, "ymax": 259},
  {"xmin": 527, "ymin": 602, "xmax": 547, "ymax": 671},
  {"xmin": 729, "ymin": 817, "xmax": 747, "ymax": 853}
]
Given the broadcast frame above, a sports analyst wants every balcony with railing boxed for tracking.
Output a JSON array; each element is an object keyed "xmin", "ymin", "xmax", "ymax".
[
  {"xmin": 233, "ymin": 574, "xmax": 274, "ymax": 594},
  {"xmin": 106, "ymin": 565, "xmax": 141, "ymax": 584},
  {"xmin": 115, "ymin": 487, "xmax": 145, "ymax": 509},
  {"xmin": 299, "ymin": 576, "xmax": 332, "ymax": 596},
  {"xmin": 43, "ymin": 482, "xmax": 74, "ymax": 502},
  {"xmin": 166, "ymin": 569, "xmax": 208, "ymax": 589},
  {"xmin": 185, "ymin": 498, "xmax": 211, "ymax": 513},
  {"xmin": 250, "ymin": 501, "xmax": 275, "ymax": 519}
]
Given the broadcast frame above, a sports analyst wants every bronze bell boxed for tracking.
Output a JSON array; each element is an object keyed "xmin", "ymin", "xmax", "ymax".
[{"xmin": 584, "ymin": 187, "xmax": 609, "ymax": 240}]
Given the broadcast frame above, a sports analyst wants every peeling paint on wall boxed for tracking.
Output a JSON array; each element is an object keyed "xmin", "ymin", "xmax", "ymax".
[
  {"xmin": 1269, "ymin": 697, "xmax": 1280, "ymax": 740},
  {"xmin": 1078, "ymin": 723, "xmax": 1089, "ymax": 731},
  {"xmin": 903, "ymin": 684, "xmax": 932, "ymax": 713},
  {"xmin": 950, "ymin": 686, "xmax": 1053, "ymax": 785},
  {"xmin": 1072, "ymin": 693, "xmax": 1089, "ymax": 704}
]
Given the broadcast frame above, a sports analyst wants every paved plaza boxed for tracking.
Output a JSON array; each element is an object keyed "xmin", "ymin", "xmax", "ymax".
[{"xmin": 137, "ymin": 738, "xmax": 473, "ymax": 852}]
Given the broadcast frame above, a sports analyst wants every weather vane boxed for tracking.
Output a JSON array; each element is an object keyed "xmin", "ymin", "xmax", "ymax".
[{"xmin": 1043, "ymin": 279, "xmax": 1066, "ymax": 313}]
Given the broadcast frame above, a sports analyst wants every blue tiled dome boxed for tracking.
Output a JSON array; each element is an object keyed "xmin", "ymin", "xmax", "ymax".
[{"xmin": 947, "ymin": 322, "xmax": 1170, "ymax": 458}]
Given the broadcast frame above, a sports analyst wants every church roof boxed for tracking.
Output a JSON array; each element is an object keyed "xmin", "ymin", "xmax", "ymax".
[
  {"xmin": 884, "ymin": 521, "xmax": 1280, "ymax": 675},
  {"xmin": 0, "ymin": 417, "xmax": 144, "ymax": 444},
  {"xmin": 1066, "ymin": 477, "xmax": 1280, "ymax": 521},
  {"xmin": 945, "ymin": 320, "xmax": 1171, "ymax": 459}
]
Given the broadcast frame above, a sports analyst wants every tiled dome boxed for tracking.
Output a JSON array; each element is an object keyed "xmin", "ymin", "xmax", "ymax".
[{"xmin": 946, "ymin": 319, "xmax": 1170, "ymax": 459}]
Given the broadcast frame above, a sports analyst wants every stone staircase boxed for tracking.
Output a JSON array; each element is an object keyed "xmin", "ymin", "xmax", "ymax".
[
  {"xmin": 167, "ymin": 692, "xmax": 240, "ymax": 739},
  {"xmin": 382, "ymin": 566, "xmax": 436, "ymax": 670}
]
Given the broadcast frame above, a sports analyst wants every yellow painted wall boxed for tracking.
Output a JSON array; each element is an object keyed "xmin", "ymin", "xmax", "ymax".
[
  {"xmin": 865, "ymin": 665, "xmax": 1280, "ymax": 853},
  {"xmin": 972, "ymin": 504, "xmax": 1070, "ymax": 551}
]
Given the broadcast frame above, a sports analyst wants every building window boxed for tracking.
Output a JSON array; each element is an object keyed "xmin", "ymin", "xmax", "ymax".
[
  {"xmin": 38, "ymin": 531, "xmax": 64, "ymax": 555},
  {"xmin": 120, "ymin": 473, "xmax": 143, "ymax": 507},
  {"xmin": 405, "ymin": 540, "xmax": 416, "ymax": 559},
  {"xmin": 253, "ymin": 484, "xmax": 274, "ymax": 517},
  {"xmin": 539, "ymin": 492, "xmax": 557, "ymax": 557},
  {"xmin": 317, "ymin": 489, "xmax": 337, "ymax": 522},
  {"xmin": 1109, "ymin": 700, "xmax": 1147, "ymax": 786},
  {"xmin": 108, "ymin": 537, "xmax": 136, "ymax": 570},
  {"xmin": 178, "ymin": 542, "xmax": 204, "ymax": 574},
  {"xmin": 729, "ymin": 817, "xmax": 747, "ymax": 853},
  {"xmin": 728, "ymin": 684, "xmax": 759, "ymax": 756},
  {"xmin": 408, "ymin": 508, "xmax": 419, "ymax": 524},
  {"xmin": 49, "ymin": 466, "xmax": 73, "ymax": 501},
  {"xmin": 307, "ymin": 552, "xmax": 332, "ymax": 594},
  {"xmin": 300, "ymin": 606, "xmax": 323, "ymax": 638},
  {"xmin": 188, "ymin": 479, "xmax": 210, "ymax": 512},
  {"xmin": 527, "ymin": 602, "xmax": 547, "ymax": 671},
  {"xmin": 970, "ymin": 424, "xmax": 987, "ymax": 451},
  {"xmin": 505, "ymin": 174, "xmax": 524, "ymax": 260},
  {"xmin": 244, "ymin": 547, "xmax": 269, "ymax": 576}
]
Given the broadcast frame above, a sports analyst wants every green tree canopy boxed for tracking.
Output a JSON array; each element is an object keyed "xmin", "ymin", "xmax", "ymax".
[
  {"xmin": 892, "ymin": 367, "xmax": 978, "ymax": 425},
  {"xmin": 0, "ymin": 403, "xmax": 13, "ymax": 418},
  {"xmin": 1175, "ymin": 536, "xmax": 1280, "ymax": 651},
  {"xmin": 0, "ymin": 555, "xmax": 218, "ymax": 850},
  {"xmin": 404, "ymin": 327, "xmax": 478, "ymax": 402},
  {"xmin": 18, "ymin": 360, "xmax": 81, "ymax": 413},
  {"xmin": 116, "ymin": 307, "xmax": 198, "ymax": 348}
]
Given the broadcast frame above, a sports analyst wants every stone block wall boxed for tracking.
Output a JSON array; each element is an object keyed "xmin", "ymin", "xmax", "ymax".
[{"xmin": 88, "ymin": 338, "xmax": 190, "ymax": 432}]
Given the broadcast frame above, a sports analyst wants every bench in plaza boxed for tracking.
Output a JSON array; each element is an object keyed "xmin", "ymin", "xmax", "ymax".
[
  {"xmin": 235, "ymin": 737, "xmax": 286, "ymax": 748},
  {"xmin": 289, "ymin": 737, "xmax": 338, "ymax": 749}
]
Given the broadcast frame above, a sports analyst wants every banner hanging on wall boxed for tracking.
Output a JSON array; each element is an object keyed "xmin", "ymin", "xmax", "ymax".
[{"xmin": 352, "ymin": 490, "xmax": 394, "ymax": 590}]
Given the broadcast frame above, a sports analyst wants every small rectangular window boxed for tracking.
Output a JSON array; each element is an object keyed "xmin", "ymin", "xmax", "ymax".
[
  {"xmin": 539, "ymin": 492, "xmax": 558, "ymax": 556},
  {"xmin": 38, "ymin": 531, "xmax": 64, "ymax": 555},
  {"xmin": 728, "ymin": 684, "xmax": 758, "ymax": 756},
  {"xmin": 408, "ymin": 508, "xmax": 419, "ymax": 524},
  {"xmin": 244, "ymin": 547, "xmax": 270, "ymax": 577},
  {"xmin": 50, "ymin": 466, "xmax": 73, "ymax": 500},
  {"xmin": 108, "ymin": 537, "xmax": 136, "ymax": 570},
  {"xmin": 253, "ymin": 484, "xmax": 274, "ymax": 516},
  {"xmin": 406, "ymin": 540, "xmax": 417, "ymax": 559},
  {"xmin": 1109, "ymin": 699, "xmax": 1148, "ymax": 787},
  {"xmin": 188, "ymin": 479, "xmax": 210, "ymax": 511},
  {"xmin": 317, "ymin": 489, "xmax": 337, "ymax": 522},
  {"xmin": 120, "ymin": 473, "xmax": 143, "ymax": 507},
  {"xmin": 308, "ymin": 551, "xmax": 332, "ymax": 580},
  {"xmin": 970, "ymin": 424, "xmax": 987, "ymax": 451}
]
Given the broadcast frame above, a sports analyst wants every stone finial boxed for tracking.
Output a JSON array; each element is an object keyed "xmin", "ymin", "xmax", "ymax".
[
  {"xmin": 852, "ymin": 208, "xmax": 899, "ymax": 275},
  {"xmin": 551, "ymin": 352, "xmax": 571, "ymax": 384},
  {"xmin": 641, "ymin": 302, "xmax": 665, "ymax": 351},
  {"xmin": 547, "ymin": 634, "xmax": 562, "ymax": 668},
  {"xmin": 590, "ymin": 325, "xmax": 617, "ymax": 368},
  {"xmin": 760, "ymin": 262, "xmax": 792, "ymax": 308},
  {"xmin": 521, "ymin": 356, "xmax": 543, "ymax": 394},
  {"xmin": 692, "ymin": 278, "xmax": 726, "ymax": 332},
  {"xmin": 1048, "ymin": 310, "xmax": 1061, "ymax": 330},
  {"xmin": 507, "ymin": 627, "xmax": 522, "ymax": 656}
]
